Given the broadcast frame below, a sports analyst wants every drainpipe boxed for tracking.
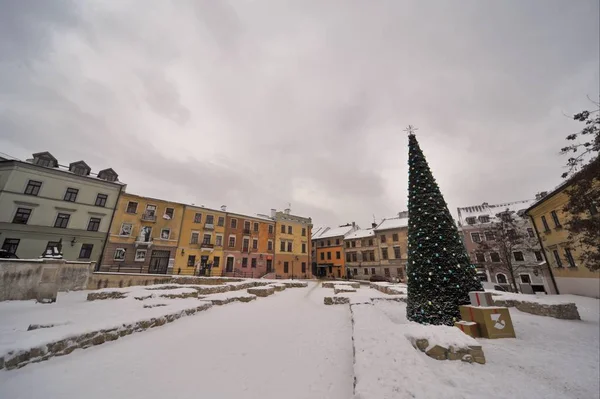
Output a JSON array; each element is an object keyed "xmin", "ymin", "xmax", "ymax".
[
  {"xmin": 530, "ymin": 216, "xmax": 559, "ymax": 295},
  {"xmin": 97, "ymin": 183, "xmax": 124, "ymax": 272},
  {"xmin": 175, "ymin": 204, "xmax": 187, "ymax": 276}
]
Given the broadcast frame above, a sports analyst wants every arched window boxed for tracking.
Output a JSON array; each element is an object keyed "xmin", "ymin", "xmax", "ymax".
[{"xmin": 496, "ymin": 273, "xmax": 508, "ymax": 284}]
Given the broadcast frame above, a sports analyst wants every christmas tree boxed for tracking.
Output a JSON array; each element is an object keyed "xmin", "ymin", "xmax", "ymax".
[{"xmin": 406, "ymin": 128, "xmax": 482, "ymax": 325}]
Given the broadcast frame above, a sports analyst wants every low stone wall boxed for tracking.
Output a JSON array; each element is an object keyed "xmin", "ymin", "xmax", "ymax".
[
  {"xmin": 196, "ymin": 285, "xmax": 231, "ymax": 295},
  {"xmin": 411, "ymin": 338, "xmax": 486, "ymax": 364},
  {"xmin": 282, "ymin": 281, "xmax": 308, "ymax": 288},
  {"xmin": 209, "ymin": 295, "xmax": 257, "ymax": 306},
  {"xmin": 0, "ymin": 303, "xmax": 213, "ymax": 370},
  {"xmin": 370, "ymin": 283, "xmax": 406, "ymax": 295},
  {"xmin": 493, "ymin": 299, "xmax": 580, "ymax": 320},
  {"xmin": 270, "ymin": 283, "xmax": 286, "ymax": 292},
  {"xmin": 87, "ymin": 291, "xmax": 128, "ymax": 301},
  {"xmin": 334, "ymin": 286, "xmax": 357, "ymax": 294},
  {"xmin": 57, "ymin": 262, "xmax": 94, "ymax": 291},
  {"xmin": 247, "ymin": 286, "xmax": 275, "ymax": 297},
  {"xmin": 322, "ymin": 281, "xmax": 360, "ymax": 289},
  {"xmin": 324, "ymin": 296, "xmax": 350, "ymax": 305}
]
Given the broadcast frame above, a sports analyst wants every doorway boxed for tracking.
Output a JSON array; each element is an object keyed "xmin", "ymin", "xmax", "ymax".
[
  {"xmin": 149, "ymin": 250, "xmax": 170, "ymax": 274},
  {"xmin": 226, "ymin": 256, "xmax": 234, "ymax": 272}
]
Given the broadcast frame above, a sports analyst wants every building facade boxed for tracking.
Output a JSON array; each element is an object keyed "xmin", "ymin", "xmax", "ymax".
[
  {"xmin": 272, "ymin": 208, "xmax": 312, "ymax": 278},
  {"xmin": 0, "ymin": 152, "xmax": 123, "ymax": 263},
  {"xmin": 223, "ymin": 211, "xmax": 275, "ymax": 278},
  {"xmin": 526, "ymin": 186, "xmax": 599, "ymax": 298},
  {"xmin": 99, "ymin": 193, "xmax": 184, "ymax": 274},
  {"xmin": 374, "ymin": 214, "xmax": 409, "ymax": 281},
  {"xmin": 457, "ymin": 200, "xmax": 556, "ymax": 294},
  {"xmin": 344, "ymin": 228, "xmax": 380, "ymax": 280},
  {"xmin": 312, "ymin": 223, "xmax": 358, "ymax": 278},
  {"xmin": 174, "ymin": 205, "xmax": 227, "ymax": 276}
]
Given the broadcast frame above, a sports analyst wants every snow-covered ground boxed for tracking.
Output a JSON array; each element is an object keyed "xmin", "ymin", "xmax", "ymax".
[{"xmin": 0, "ymin": 281, "xmax": 354, "ymax": 399}]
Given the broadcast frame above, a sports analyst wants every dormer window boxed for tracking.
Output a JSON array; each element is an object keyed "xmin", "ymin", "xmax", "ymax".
[
  {"xmin": 465, "ymin": 217, "xmax": 476, "ymax": 225},
  {"xmin": 478, "ymin": 215, "xmax": 490, "ymax": 223},
  {"xmin": 32, "ymin": 152, "xmax": 58, "ymax": 168},
  {"xmin": 69, "ymin": 161, "xmax": 91, "ymax": 176},
  {"xmin": 98, "ymin": 168, "xmax": 118, "ymax": 182}
]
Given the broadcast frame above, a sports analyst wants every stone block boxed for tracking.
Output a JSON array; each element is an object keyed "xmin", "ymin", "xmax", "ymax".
[
  {"xmin": 426, "ymin": 345, "xmax": 448, "ymax": 360},
  {"xmin": 92, "ymin": 335, "xmax": 106, "ymax": 346},
  {"xmin": 247, "ymin": 286, "xmax": 275, "ymax": 297},
  {"xmin": 323, "ymin": 296, "xmax": 350, "ymax": 305},
  {"xmin": 415, "ymin": 339, "xmax": 429, "ymax": 352}
]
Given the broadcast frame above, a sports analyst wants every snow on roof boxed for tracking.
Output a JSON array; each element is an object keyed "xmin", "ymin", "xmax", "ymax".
[
  {"xmin": 375, "ymin": 217, "xmax": 409, "ymax": 231},
  {"xmin": 457, "ymin": 199, "xmax": 536, "ymax": 225},
  {"xmin": 311, "ymin": 226, "xmax": 328, "ymax": 239},
  {"xmin": 344, "ymin": 229, "xmax": 375, "ymax": 240},
  {"xmin": 316, "ymin": 224, "xmax": 357, "ymax": 239}
]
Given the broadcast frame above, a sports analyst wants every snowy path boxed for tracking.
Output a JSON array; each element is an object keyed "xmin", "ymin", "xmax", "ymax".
[{"xmin": 0, "ymin": 282, "xmax": 354, "ymax": 399}]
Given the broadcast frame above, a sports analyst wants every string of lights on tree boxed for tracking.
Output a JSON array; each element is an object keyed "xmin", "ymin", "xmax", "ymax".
[{"xmin": 405, "ymin": 126, "xmax": 482, "ymax": 325}]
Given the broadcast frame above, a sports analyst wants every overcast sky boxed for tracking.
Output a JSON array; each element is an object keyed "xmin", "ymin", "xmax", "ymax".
[{"xmin": 1, "ymin": 0, "xmax": 598, "ymax": 228}]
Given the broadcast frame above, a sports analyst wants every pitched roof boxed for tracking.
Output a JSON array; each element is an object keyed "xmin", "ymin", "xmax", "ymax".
[
  {"xmin": 457, "ymin": 199, "xmax": 536, "ymax": 226},
  {"xmin": 344, "ymin": 228, "xmax": 375, "ymax": 240},
  {"xmin": 375, "ymin": 216, "xmax": 409, "ymax": 231},
  {"xmin": 315, "ymin": 224, "xmax": 358, "ymax": 239},
  {"xmin": 311, "ymin": 226, "xmax": 328, "ymax": 239}
]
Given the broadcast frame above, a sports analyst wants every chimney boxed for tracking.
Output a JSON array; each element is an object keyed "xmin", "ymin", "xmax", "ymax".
[
  {"xmin": 221, "ymin": 205, "xmax": 227, "ymax": 211},
  {"xmin": 352, "ymin": 221, "xmax": 356, "ymax": 228},
  {"xmin": 482, "ymin": 202, "xmax": 489, "ymax": 207},
  {"xmin": 284, "ymin": 208, "xmax": 290, "ymax": 215},
  {"xmin": 371, "ymin": 222, "xmax": 377, "ymax": 229},
  {"xmin": 535, "ymin": 192, "xmax": 548, "ymax": 200},
  {"xmin": 271, "ymin": 208, "xmax": 276, "ymax": 218},
  {"xmin": 398, "ymin": 211, "xmax": 408, "ymax": 218}
]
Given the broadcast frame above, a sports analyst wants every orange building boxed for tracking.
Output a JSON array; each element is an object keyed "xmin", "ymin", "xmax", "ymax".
[{"xmin": 312, "ymin": 223, "xmax": 358, "ymax": 278}]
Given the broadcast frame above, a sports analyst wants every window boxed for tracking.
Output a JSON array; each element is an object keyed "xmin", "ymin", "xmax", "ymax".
[
  {"xmin": 470, "ymin": 232, "xmax": 482, "ymax": 243},
  {"xmin": 54, "ymin": 213, "xmax": 70, "ymax": 228},
  {"xmin": 161, "ymin": 228, "xmax": 171, "ymax": 240},
  {"xmin": 243, "ymin": 238, "xmax": 250, "ymax": 251},
  {"xmin": 288, "ymin": 226, "xmax": 292, "ymax": 234},
  {"xmin": 368, "ymin": 239, "xmax": 373, "ymax": 246},
  {"xmin": 393, "ymin": 246, "xmax": 401, "ymax": 259},
  {"xmin": 242, "ymin": 257, "xmax": 248, "ymax": 268},
  {"xmin": 251, "ymin": 258, "xmax": 257, "ymax": 268},
  {"xmin": 135, "ymin": 249, "xmax": 146, "ymax": 262},
  {"xmin": 35, "ymin": 157, "xmax": 52, "ymax": 167},
  {"xmin": 526, "ymin": 228, "xmax": 535, "ymax": 238},
  {"xmin": 114, "ymin": 248, "xmax": 126, "ymax": 261},
  {"xmin": 2, "ymin": 238, "xmax": 20, "ymax": 254},
  {"xmin": 217, "ymin": 216, "xmax": 225, "ymax": 226},
  {"xmin": 371, "ymin": 268, "xmax": 376, "ymax": 274},
  {"xmin": 336, "ymin": 251, "xmax": 341, "ymax": 259},
  {"xmin": 268, "ymin": 225, "xmax": 274, "ymax": 234},
  {"xmin": 345, "ymin": 242, "xmax": 350, "ymax": 248},
  {"xmin": 126, "ymin": 201, "xmax": 138, "ymax": 214},
  {"xmin": 24, "ymin": 180, "xmax": 42, "ymax": 196},
  {"xmin": 194, "ymin": 213, "xmax": 202, "ymax": 223},
  {"xmin": 382, "ymin": 248, "xmax": 388, "ymax": 260},
  {"xmin": 479, "ymin": 215, "xmax": 490, "ymax": 223},
  {"xmin": 281, "ymin": 225, "xmax": 286, "ymax": 234},
  {"xmin": 216, "ymin": 235, "xmax": 223, "ymax": 247},
  {"xmin": 164, "ymin": 208, "xmax": 174, "ymax": 219},
  {"xmin": 231, "ymin": 219, "xmax": 237, "ymax": 229},
  {"xmin": 302, "ymin": 228, "xmax": 306, "ymax": 236},
  {"xmin": 466, "ymin": 217, "xmax": 476, "ymax": 225},
  {"xmin": 380, "ymin": 235, "xmax": 386, "ymax": 243},
  {"xmin": 45, "ymin": 241, "xmax": 60, "ymax": 256},
  {"xmin": 327, "ymin": 240, "xmax": 331, "ymax": 246},
  {"xmin": 351, "ymin": 253, "xmax": 357, "ymax": 262},
  {"xmin": 327, "ymin": 252, "xmax": 331, "ymax": 260},
  {"xmin": 205, "ymin": 215, "xmax": 214, "ymax": 225},
  {"xmin": 87, "ymin": 217, "xmax": 101, "ymax": 232},
  {"xmin": 244, "ymin": 221, "xmax": 251, "ymax": 231},
  {"xmin": 302, "ymin": 262, "xmax": 306, "ymax": 273},
  {"xmin": 119, "ymin": 223, "xmax": 133, "ymax": 236},
  {"xmin": 392, "ymin": 233, "xmax": 399, "ymax": 242},
  {"xmin": 64, "ymin": 188, "xmax": 79, "ymax": 202},
  {"xmin": 496, "ymin": 273, "xmax": 508, "ymax": 284},
  {"xmin": 253, "ymin": 222, "xmax": 259, "ymax": 232},
  {"xmin": 541, "ymin": 216, "xmax": 550, "ymax": 232},
  {"xmin": 268, "ymin": 240, "xmax": 273, "ymax": 251},
  {"xmin": 475, "ymin": 253, "xmax": 486, "ymax": 263},
  {"xmin": 335, "ymin": 239, "xmax": 340, "ymax": 245},
  {"xmin": 228, "ymin": 236, "xmax": 236, "ymax": 247},
  {"xmin": 145, "ymin": 204, "xmax": 157, "ymax": 217},
  {"xmin": 78, "ymin": 244, "xmax": 93, "ymax": 259},
  {"xmin": 534, "ymin": 251, "xmax": 543, "ymax": 262},
  {"xmin": 213, "ymin": 256, "xmax": 220, "ymax": 268},
  {"xmin": 519, "ymin": 274, "xmax": 531, "ymax": 284},
  {"xmin": 302, "ymin": 243, "xmax": 306, "ymax": 253},
  {"xmin": 287, "ymin": 242, "xmax": 293, "ymax": 252},
  {"xmin": 513, "ymin": 251, "xmax": 524, "ymax": 262},
  {"xmin": 252, "ymin": 239, "xmax": 258, "ymax": 250},
  {"xmin": 552, "ymin": 250, "xmax": 563, "ymax": 267},
  {"xmin": 139, "ymin": 226, "xmax": 152, "ymax": 242},
  {"xmin": 353, "ymin": 268, "xmax": 358, "ymax": 275},
  {"xmin": 284, "ymin": 262, "xmax": 289, "ymax": 273},
  {"xmin": 484, "ymin": 231, "xmax": 495, "ymax": 241},
  {"xmin": 280, "ymin": 241, "xmax": 286, "ymax": 252},
  {"xmin": 384, "ymin": 268, "xmax": 390, "ymax": 277},
  {"xmin": 565, "ymin": 248, "xmax": 576, "ymax": 268},
  {"xmin": 500, "ymin": 213, "xmax": 512, "ymax": 222},
  {"xmin": 346, "ymin": 253, "xmax": 352, "ymax": 262},
  {"xmin": 203, "ymin": 234, "xmax": 212, "ymax": 245},
  {"xmin": 364, "ymin": 268, "xmax": 368, "ymax": 275},
  {"xmin": 12, "ymin": 208, "xmax": 32, "ymax": 224},
  {"xmin": 187, "ymin": 255, "xmax": 196, "ymax": 267},
  {"xmin": 351, "ymin": 241, "xmax": 356, "ymax": 248},
  {"xmin": 95, "ymin": 194, "xmax": 108, "ymax": 207},
  {"xmin": 490, "ymin": 252, "xmax": 501, "ymax": 262},
  {"xmin": 320, "ymin": 252, "xmax": 324, "ymax": 260},
  {"xmin": 190, "ymin": 232, "xmax": 199, "ymax": 244},
  {"xmin": 550, "ymin": 211, "xmax": 561, "ymax": 227}
]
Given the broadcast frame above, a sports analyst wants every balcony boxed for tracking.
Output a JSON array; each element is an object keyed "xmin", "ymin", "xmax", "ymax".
[
  {"xmin": 204, "ymin": 223, "xmax": 214, "ymax": 230},
  {"xmin": 243, "ymin": 228, "xmax": 251, "ymax": 235},
  {"xmin": 141, "ymin": 212, "xmax": 156, "ymax": 222},
  {"xmin": 201, "ymin": 242, "xmax": 214, "ymax": 250}
]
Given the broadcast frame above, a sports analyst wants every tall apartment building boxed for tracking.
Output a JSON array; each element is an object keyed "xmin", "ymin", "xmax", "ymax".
[
  {"xmin": 526, "ymin": 183, "xmax": 599, "ymax": 298},
  {"xmin": 344, "ymin": 228, "xmax": 379, "ymax": 280},
  {"xmin": 0, "ymin": 152, "xmax": 124, "ymax": 263},
  {"xmin": 457, "ymin": 200, "xmax": 556, "ymax": 294},
  {"xmin": 312, "ymin": 223, "xmax": 358, "ymax": 278},
  {"xmin": 99, "ymin": 193, "xmax": 184, "ymax": 274},
  {"xmin": 374, "ymin": 213, "xmax": 409, "ymax": 281},
  {"xmin": 272, "ymin": 208, "xmax": 312, "ymax": 278}
]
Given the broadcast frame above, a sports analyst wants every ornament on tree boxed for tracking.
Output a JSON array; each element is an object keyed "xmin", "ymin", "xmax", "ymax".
[{"xmin": 405, "ymin": 127, "xmax": 483, "ymax": 325}]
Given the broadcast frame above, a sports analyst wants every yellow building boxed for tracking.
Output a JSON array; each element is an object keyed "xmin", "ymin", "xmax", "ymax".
[
  {"xmin": 527, "ymin": 183, "xmax": 599, "ymax": 298},
  {"xmin": 174, "ymin": 205, "xmax": 227, "ymax": 276},
  {"xmin": 100, "ymin": 193, "xmax": 184, "ymax": 274},
  {"xmin": 273, "ymin": 208, "xmax": 312, "ymax": 278}
]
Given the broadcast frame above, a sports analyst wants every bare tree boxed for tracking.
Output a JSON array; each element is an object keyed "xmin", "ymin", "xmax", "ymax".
[{"xmin": 476, "ymin": 209, "xmax": 541, "ymax": 293}]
